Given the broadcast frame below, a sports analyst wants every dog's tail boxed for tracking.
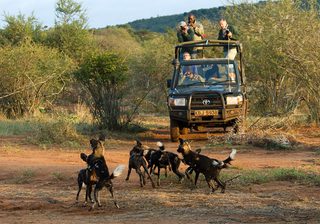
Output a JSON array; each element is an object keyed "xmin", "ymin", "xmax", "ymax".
[
  {"xmin": 222, "ymin": 149, "xmax": 237, "ymax": 167},
  {"xmin": 110, "ymin": 164, "xmax": 126, "ymax": 179},
  {"xmin": 212, "ymin": 149, "xmax": 237, "ymax": 168},
  {"xmin": 157, "ymin": 141, "xmax": 165, "ymax": 151},
  {"xmin": 80, "ymin": 153, "xmax": 88, "ymax": 162}
]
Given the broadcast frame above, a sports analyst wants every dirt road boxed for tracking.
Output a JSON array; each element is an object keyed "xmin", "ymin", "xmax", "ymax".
[{"xmin": 0, "ymin": 129, "xmax": 319, "ymax": 223}]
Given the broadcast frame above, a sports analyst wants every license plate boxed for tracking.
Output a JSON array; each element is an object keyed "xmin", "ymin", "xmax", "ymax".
[{"xmin": 194, "ymin": 110, "xmax": 218, "ymax": 116}]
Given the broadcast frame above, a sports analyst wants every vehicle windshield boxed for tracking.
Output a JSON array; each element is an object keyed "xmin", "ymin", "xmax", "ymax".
[{"xmin": 176, "ymin": 62, "xmax": 238, "ymax": 88}]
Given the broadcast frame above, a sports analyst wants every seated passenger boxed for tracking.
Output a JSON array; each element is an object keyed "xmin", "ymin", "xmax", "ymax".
[
  {"xmin": 228, "ymin": 72, "xmax": 236, "ymax": 82},
  {"xmin": 181, "ymin": 71, "xmax": 205, "ymax": 84},
  {"xmin": 205, "ymin": 64, "xmax": 224, "ymax": 81},
  {"xmin": 178, "ymin": 52, "xmax": 205, "ymax": 85}
]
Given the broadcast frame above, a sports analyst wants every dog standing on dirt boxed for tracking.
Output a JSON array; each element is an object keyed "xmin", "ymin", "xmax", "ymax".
[
  {"xmin": 126, "ymin": 141, "xmax": 156, "ymax": 188},
  {"xmin": 177, "ymin": 138, "xmax": 236, "ymax": 193},
  {"xmin": 149, "ymin": 142, "xmax": 185, "ymax": 186},
  {"xmin": 79, "ymin": 136, "xmax": 125, "ymax": 210},
  {"xmin": 76, "ymin": 167, "xmax": 94, "ymax": 204}
]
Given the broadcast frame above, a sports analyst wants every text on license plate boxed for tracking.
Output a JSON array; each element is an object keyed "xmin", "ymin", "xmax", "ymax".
[{"xmin": 194, "ymin": 110, "xmax": 218, "ymax": 116}]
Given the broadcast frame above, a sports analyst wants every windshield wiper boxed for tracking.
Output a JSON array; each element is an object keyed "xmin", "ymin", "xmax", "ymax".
[
  {"xmin": 178, "ymin": 82, "xmax": 205, "ymax": 87},
  {"xmin": 205, "ymin": 80, "xmax": 236, "ymax": 85}
]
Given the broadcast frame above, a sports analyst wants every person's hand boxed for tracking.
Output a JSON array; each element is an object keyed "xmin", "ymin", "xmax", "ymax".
[
  {"xmin": 181, "ymin": 26, "xmax": 188, "ymax": 34},
  {"xmin": 189, "ymin": 22, "xmax": 195, "ymax": 28}
]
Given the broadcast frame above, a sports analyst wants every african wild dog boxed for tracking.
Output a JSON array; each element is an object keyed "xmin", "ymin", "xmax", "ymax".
[
  {"xmin": 126, "ymin": 140, "xmax": 156, "ymax": 188},
  {"xmin": 177, "ymin": 138, "xmax": 236, "ymax": 193},
  {"xmin": 80, "ymin": 137, "xmax": 125, "ymax": 210}
]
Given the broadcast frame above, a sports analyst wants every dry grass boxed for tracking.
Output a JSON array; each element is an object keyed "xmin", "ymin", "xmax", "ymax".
[{"xmin": 207, "ymin": 116, "xmax": 306, "ymax": 150}]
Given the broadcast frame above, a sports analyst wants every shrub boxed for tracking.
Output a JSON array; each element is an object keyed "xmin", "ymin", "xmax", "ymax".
[{"xmin": 29, "ymin": 117, "xmax": 82, "ymax": 146}]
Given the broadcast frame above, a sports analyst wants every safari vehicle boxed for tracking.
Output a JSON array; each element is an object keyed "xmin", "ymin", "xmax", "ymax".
[{"xmin": 167, "ymin": 40, "xmax": 248, "ymax": 142}]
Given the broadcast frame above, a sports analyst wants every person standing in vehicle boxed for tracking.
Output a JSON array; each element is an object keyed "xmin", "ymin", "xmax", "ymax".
[
  {"xmin": 177, "ymin": 21, "xmax": 194, "ymax": 43},
  {"xmin": 218, "ymin": 18, "xmax": 238, "ymax": 60},
  {"xmin": 188, "ymin": 14, "xmax": 205, "ymax": 58},
  {"xmin": 177, "ymin": 21, "xmax": 194, "ymax": 59},
  {"xmin": 188, "ymin": 14, "xmax": 205, "ymax": 41}
]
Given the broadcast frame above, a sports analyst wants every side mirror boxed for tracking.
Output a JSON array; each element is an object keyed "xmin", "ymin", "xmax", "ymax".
[
  {"xmin": 167, "ymin": 79, "xmax": 172, "ymax": 88},
  {"xmin": 172, "ymin": 59, "xmax": 179, "ymax": 66}
]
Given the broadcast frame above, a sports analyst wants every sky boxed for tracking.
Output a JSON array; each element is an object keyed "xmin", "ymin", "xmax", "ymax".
[{"xmin": 0, "ymin": 0, "xmax": 243, "ymax": 29}]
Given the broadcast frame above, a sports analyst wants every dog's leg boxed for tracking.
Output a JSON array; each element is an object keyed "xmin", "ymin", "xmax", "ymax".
[
  {"xmin": 89, "ymin": 186, "xmax": 97, "ymax": 211},
  {"xmin": 125, "ymin": 166, "xmax": 132, "ymax": 181},
  {"xmin": 172, "ymin": 164, "xmax": 185, "ymax": 183},
  {"xmin": 185, "ymin": 167, "xmax": 195, "ymax": 186},
  {"xmin": 108, "ymin": 184, "xmax": 120, "ymax": 209},
  {"xmin": 214, "ymin": 177, "xmax": 226, "ymax": 193},
  {"xmin": 90, "ymin": 183, "xmax": 102, "ymax": 211},
  {"xmin": 149, "ymin": 164, "xmax": 154, "ymax": 175},
  {"xmin": 206, "ymin": 177, "xmax": 216, "ymax": 193},
  {"xmin": 76, "ymin": 174, "xmax": 82, "ymax": 202},
  {"xmin": 136, "ymin": 168, "xmax": 144, "ymax": 187},
  {"xmin": 194, "ymin": 171, "xmax": 200, "ymax": 187},
  {"xmin": 157, "ymin": 166, "xmax": 161, "ymax": 186},
  {"xmin": 142, "ymin": 162, "xmax": 155, "ymax": 188},
  {"xmin": 164, "ymin": 167, "xmax": 168, "ymax": 177},
  {"xmin": 88, "ymin": 184, "xmax": 93, "ymax": 203}
]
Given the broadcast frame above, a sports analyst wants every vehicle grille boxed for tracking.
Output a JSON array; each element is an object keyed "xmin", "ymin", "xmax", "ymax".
[{"xmin": 190, "ymin": 93, "xmax": 223, "ymax": 109}]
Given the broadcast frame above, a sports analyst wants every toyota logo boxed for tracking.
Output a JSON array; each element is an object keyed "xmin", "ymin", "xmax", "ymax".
[{"xmin": 202, "ymin": 99, "xmax": 211, "ymax": 105}]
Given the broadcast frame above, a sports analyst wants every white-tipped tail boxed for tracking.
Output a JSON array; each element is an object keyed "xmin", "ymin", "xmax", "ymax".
[
  {"xmin": 212, "ymin": 160, "xmax": 219, "ymax": 166},
  {"xmin": 143, "ymin": 149, "xmax": 149, "ymax": 156},
  {"xmin": 112, "ymin": 165, "xmax": 126, "ymax": 177},
  {"xmin": 157, "ymin": 141, "xmax": 163, "ymax": 147},
  {"xmin": 230, "ymin": 149, "xmax": 237, "ymax": 160}
]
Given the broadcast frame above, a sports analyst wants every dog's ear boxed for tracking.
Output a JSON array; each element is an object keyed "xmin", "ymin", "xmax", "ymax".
[
  {"xmin": 136, "ymin": 139, "xmax": 142, "ymax": 147},
  {"xmin": 90, "ymin": 139, "xmax": 98, "ymax": 150},
  {"xmin": 80, "ymin": 153, "xmax": 88, "ymax": 162},
  {"xmin": 98, "ymin": 133, "xmax": 106, "ymax": 142}
]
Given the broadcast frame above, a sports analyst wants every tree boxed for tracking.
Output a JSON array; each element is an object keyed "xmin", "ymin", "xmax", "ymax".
[
  {"xmin": 128, "ymin": 31, "xmax": 175, "ymax": 114},
  {"xmin": 225, "ymin": 0, "xmax": 320, "ymax": 123},
  {"xmin": 1, "ymin": 13, "xmax": 45, "ymax": 45},
  {"xmin": 74, "ymin": 52, "xmax": 128, "ymax": 130},
  {"xmin": 47, "ymin": 0, "xmax": 94, "ymax": 61},
  {"xmin": 55, "ymin": 0, "xmax": 87, "ymax": 28},
  {"xmin": 0, "ymin": 43, "xmax": 74, "ymax": 118}
]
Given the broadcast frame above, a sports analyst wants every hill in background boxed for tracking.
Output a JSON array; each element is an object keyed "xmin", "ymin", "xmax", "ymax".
[{"xmin": 127, "ymin": 7, "xmax": 225, "ymax": 32}]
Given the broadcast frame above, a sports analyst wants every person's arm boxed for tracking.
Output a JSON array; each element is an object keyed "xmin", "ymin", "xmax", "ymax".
[
  {"xmin": 194, "ymin": 22, "xmax": 204, "ymax": 37},
  {"xmin": 195, "ymin": 74, "xmax": 205, "ymax": 82},
  {"xmin": 218, "ymin": 29, "xmax": 225, "ymax": 40},
  {"xmin": 228, "ymin": 25, "xmax": 239, "ymax": 40},
  {"xmin": 177, "ymin": 31, "xmax": 184, "ymax": 42},
  {"xmin": 182, "ymin": 28, "xmax": 194, "ymax": 41}
]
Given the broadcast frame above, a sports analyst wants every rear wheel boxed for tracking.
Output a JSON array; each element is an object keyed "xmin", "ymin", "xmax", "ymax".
[
  {"xmin": 170, "ymin": 119, "xmax": 180, "ymax": 142},
  {"xmin": 179, "ymin": 126, "xmax": 189, "ymax": 135}
]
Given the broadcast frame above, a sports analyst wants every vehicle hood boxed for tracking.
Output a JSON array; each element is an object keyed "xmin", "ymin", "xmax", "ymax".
[{"xmin": 169, "ymin": 85, "xmax": 239, "ymax": 95}]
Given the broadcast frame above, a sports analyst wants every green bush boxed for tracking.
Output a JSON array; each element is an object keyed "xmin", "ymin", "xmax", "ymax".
[
  {"xmin": 0, "ymin": 119, "xmax": 33, "ymax": 136},
  {"xmin": 29, "ymin": 117, "xmax": 82, "ymax": 146}
]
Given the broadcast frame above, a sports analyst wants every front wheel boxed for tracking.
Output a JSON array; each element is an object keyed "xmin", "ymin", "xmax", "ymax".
[{"xmin": 170, "ymin": 119, "xmax": 180, "ymax": 142}]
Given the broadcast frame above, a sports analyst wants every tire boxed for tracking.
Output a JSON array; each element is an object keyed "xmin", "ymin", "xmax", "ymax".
[
  {"xmin": 179, "ymin": 127, "xmax": 189, "ymax": 135},
  {"xmin": 170, "ymin": 119, "xmax": 180, "ymax": 142}
]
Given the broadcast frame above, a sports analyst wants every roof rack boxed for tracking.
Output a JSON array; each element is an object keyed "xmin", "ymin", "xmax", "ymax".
[{"xmin": 174, "ymin": 39, "xmax": 243, "ymax": 61}]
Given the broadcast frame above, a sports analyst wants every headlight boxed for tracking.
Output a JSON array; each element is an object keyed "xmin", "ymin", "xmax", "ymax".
[
  {"xmin": 168, "ymin": 97, "xmax": 186, "ymax": 106},
  {"xmin": 226, "ymin": 95, "xmax": 243, "ymax": 105}
]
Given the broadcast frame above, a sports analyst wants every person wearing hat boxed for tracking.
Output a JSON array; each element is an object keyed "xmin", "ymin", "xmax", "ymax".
[
  {"xmin": 218, "ymin": 18, "xmax": 239, "ymax": 59},
  {"xmin": 177, "ymin": 21, "xmax": 194, "ymax": 42},
  {"xmin": 177, "ymin": 21, "xmax": 195, "ymax": 59}
]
